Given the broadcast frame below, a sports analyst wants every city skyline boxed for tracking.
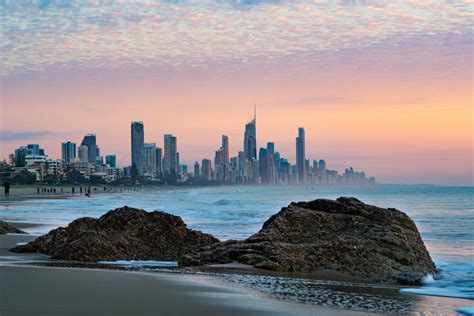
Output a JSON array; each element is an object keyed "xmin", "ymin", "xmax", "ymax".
[
  {"xmin": 4, "ymin": 112, "xmax": 375, "ymax": 186},
  {"xmin": 1, "ymin": 105, "xmax": 471, "ymax": 185},
  {"xmin": 1, "ymin": 2, "xmax": 472, "ymax": 185}
]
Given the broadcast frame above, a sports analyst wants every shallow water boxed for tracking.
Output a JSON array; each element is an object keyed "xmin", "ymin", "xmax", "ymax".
[{"xmin": 1, "ymin": 184, "xmax": 473, "ymax": 313}]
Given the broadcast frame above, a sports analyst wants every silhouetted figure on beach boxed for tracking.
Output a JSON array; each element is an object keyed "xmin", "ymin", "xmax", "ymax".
[
  {"xmin": 72, "ymin": 187, "xmax": 75, "ymax": 195},
  {"xmin": 61, "ymin": 188, "xmax": 63, "ymax": 193},
  {"xmin": 85, "ymin": 186, "xmax": 91, "ymax": 198},
  {"xmin": 2, "ymin": 182, "xmax": 11, "ymax": 199},
  {"xmin": 80, "ymin": 187, "xmax": 83, "ymax": 195},
  {"xmin": 53, "ymin": 188, "xmax": 56, "ymax": 194},
  {"xmin": 37, "ymin": 188, "xmax": 40, "ymax": 194}
]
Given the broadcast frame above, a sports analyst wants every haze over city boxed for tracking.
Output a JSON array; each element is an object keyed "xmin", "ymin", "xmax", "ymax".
[{"xmin": 1, "ymin": 1, "xmax": 472, "ymax": 185}]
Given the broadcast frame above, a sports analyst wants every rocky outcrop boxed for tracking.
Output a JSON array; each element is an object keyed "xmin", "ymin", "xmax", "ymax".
[
  {"xmin": 10, "ymin": 206, "xmax": 219, "ymax": 262},
  {"xmin": 0, "ymin": 221, "xmax": 27, "ymax": 234},
  {"xmin": 183, "ymin": 197, "xmax": 436, "ymax": 285}
]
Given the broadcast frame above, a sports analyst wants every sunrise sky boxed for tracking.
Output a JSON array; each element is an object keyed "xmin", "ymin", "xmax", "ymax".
[{"xmin": 0, "ymin": 1, "xmax": 472, "ymax": 185}]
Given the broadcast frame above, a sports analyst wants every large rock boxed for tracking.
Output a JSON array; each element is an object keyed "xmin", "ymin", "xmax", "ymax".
[
  {"xmin": 183, "ymin": 197, "xmax": 436, "ymax": 285},
  {"xmin": 0, "ymin": 220, "xmax": 26, "ymax": 234},
  {"xmin": 11, "ymin": 206, "xmax": 219, "ymax": 262}
]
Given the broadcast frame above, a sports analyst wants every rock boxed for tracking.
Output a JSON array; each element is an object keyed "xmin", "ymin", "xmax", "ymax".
[
  {"xmin": 10, "ymin": 206, "xmax": 219, "ymax": 262},
  {"xmin": 0, "ymin": 220, "xmax": 27, "ymax": 234},
  {"xmin": 182, "ymin": 197, "xmax": 436, "ymax": 285}
]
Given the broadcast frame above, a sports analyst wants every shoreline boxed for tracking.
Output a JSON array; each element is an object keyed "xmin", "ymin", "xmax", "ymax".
[
  {"xmin": 1, "ymin": 224, "xmax": 473, "ymax": 315},
  {"xmin": 0, "ymin": 233, "xmax": 373, "ymax": 316}
]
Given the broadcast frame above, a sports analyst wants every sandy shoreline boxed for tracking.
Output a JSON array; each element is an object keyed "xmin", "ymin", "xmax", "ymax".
[
  {"xmin": 0, "ymin": 232, "xmax": 374, "ymax": 316},
  {"xmin": 1, "ymin": 216, "xmax": 473, "ymax": 315},
  {"xmin": 0, "ymin": 185, "xmax": 124, "ymax": 202}
]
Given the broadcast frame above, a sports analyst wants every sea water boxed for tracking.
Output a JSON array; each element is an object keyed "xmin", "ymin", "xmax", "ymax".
[{"xmin": 1, "ymin": 185, "xmax": 473, "ymax": 313}]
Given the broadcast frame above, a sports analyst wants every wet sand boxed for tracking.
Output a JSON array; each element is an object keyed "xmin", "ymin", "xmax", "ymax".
[
  {"xmin": 0, "ymin": 185, "xmax": 119, "ymax": 202},
  {"xmin": 0, "ymin": 232, "xmax": 372, "ymax": 316}
]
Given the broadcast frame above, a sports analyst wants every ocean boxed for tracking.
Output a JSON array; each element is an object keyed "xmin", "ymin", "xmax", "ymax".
[{"xmin": 1, "ymin": 185, "xmax": 473, "ymax": 314}]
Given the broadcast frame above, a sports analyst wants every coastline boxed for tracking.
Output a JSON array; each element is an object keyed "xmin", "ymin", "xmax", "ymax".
[
  {"xmin": 2, "ymin": 222, "xmax": 473, "ymax": 315},
  {"xmin": 0, "ymin": 185, "xmax": 121, "ymax": 202},
  {"xmin": 1, "ymin": 188, "xmax": 473, "ymax": 315},
  {"xmin": 0, "ymin": 231, "xmax": 372, "ymax": 316}
]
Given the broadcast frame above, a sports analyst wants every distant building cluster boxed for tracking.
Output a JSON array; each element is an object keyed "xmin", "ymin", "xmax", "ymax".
[{"xmin": 1, "ymin": 109, "xmax": 375, "ymax": 186}]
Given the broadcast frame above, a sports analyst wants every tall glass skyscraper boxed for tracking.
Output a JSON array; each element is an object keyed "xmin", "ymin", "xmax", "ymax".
[
  {"xmin": 131, "ymin": 121, "xmax": 144, "ymax": 175},
  {"xmin": 155, "ymin": 147, "xmax": 162, "ymax": 176},
  {"xmin": 61, "ymin": 141, "xmax": 76, "ymax": 163},
  {"xmin": 163, "ymin": 134, "xmax": 177, "ymax": 175},
  {"xmin": 222, "ymin": 135, "xmax": 229, "ymax": 164},
  {"xmin": 243, "ymin": 108, "xmax": 257, "ymax": 162},
  {"xmin": 80, "ymin": 134, "xmax": 97, "ymax": 164},
  {"xmin": 143, "ymin": 143, "xmax": 157, "ymax": 175},
  {"xmin": 296, "ymin": 127, "xmax": 305, "ymax": 183}
]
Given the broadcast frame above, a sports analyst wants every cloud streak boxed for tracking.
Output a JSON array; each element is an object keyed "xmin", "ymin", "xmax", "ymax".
[
  {"xmin": 0, "ymin": 130, "xmax": 58, "ymax": 141},
  {"xmin": 0, "ymin": 1, "xmax": 472, "ymax": 75}
]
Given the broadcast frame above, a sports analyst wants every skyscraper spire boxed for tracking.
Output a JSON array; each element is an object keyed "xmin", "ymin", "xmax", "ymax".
[{"xmin": 254, "ymin": 103, "xmax": 256, "ymax": 121}]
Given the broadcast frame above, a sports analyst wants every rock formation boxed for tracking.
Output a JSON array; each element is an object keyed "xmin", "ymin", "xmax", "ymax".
[
  {"xmin": 0, "ymin": 220, "xmax": 26, "ymax": 234},
  {"xmin": 182, "ymin": 197, "xmax": 436, "ymax": 285},
  {"xmin": 11, "ymin": 206, "xmax": 219, "ymax": 262}
]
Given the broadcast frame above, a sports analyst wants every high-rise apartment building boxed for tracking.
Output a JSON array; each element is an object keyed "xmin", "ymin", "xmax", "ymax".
[
  {"xmin": 194, "ymin": 161, "xmax": 200, "ymax": 177},
  {"xmin": 163, "ymin": 134, "xmax": 178, "ymax": 175},
  {"xmin": 201, "ymin": 159, "xmax": 212, "ymax": 181},
  {"xmin": 80, "ymin": 134, "xmax": 97, "ymax": 164},
  {"xmin": 61, "ymin": 141, "xmax": 76, "ymax": 163},
  {"xmin": 78, "ymin": 145, "xmax": 88, "ymax": 162},
  {"xmin": 222, "ymin": 135, "xmax": 229, "ymax": 164},
  {"xmin": 296, "ymin": 127, "xmax": 305, "ymax": 183},
  {"xmin": 143, "ymin": 143, "xmax": 157, "ymax": 175},
  {"xmin": 243, "ymin": 107, "xmax": 257, "ymax": 162},
  {"xmin": 155, "ymin": 147, "xmax": 162, "ymax": 176},
  {"xmin": 131, "ymin": 121, "xmax": 144, "ymax": 175}
]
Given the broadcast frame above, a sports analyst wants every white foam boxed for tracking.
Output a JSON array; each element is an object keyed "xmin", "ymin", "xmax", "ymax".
[
  {"xmin": 422, "ymin": 274, "xmax": 436, "ymax": 285},
  {"xmin": 97, "ymin": 260, "xmax": 178, "ymax": 268},
  {"xmin": 6, "ymin": 233, "xmax": 44, "ymax": 236}
]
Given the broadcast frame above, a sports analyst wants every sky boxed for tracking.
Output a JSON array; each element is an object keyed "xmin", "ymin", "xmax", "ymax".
[{"xmin": 0, "ymin": 0, "xmax": 473, "ymax": 185}]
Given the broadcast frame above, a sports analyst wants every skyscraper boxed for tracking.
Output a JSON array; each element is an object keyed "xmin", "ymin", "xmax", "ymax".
[
  {"xmin": 163, "ymin": 134, "xmax": 177, "ymax": 175},
  {"xmin": 61, "ymin": 141, "xmax": 76, "ymax": 163},
  {"xmin": 243, "ymin": 106, "xmax": 257, "ymax": 162},
  {"xmin": 143, "ymin": 143, "xmax": 157, "ymax": 175},
  {"xmin": 131, "ymin": 121, "xmax": 144, "ymax": 175},
  {"xmin": 78, "ymin": 145, "xmax": 88, "ymax": 162},
  {"xmin": 222, "ymin": 135, "xmax": 229, "ymax": 164},
  {"xmin": 194, "ymin": 161, "xmax": 200, "ymax": 177},
  {"xmin": 105, "ymin": 155, "xmax": 116, "ymax": 168},
  {"xmin": 296, "ymin": 127, "xmax": 305, "ymax": 183},
  {"xmin": 80, "ymin": 134, "xmax": 97, "ymax": 164},
  {"xmin": 201, "ymin": 159, "xmax": 212, "ymax": 180},
  {"xmin": 155, "ymin": 147, "xmax": 162, "ymax": 176}
]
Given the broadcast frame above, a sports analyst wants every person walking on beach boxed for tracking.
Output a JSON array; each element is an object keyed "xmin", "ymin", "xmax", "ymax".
[
  {"xmin": 72, "ymin": 187, "xmax": 75, "ymax": 195},
  {"xmin": 2, "ymin": 182, "xmax": 11, "ymax": 199},
  {"xmin": 37, "ymin": 187, "xmax": 40, "ymax": 194},
  {"xmin": 80, "ymin": 187, "xmax": 82, "ymax": 195}
]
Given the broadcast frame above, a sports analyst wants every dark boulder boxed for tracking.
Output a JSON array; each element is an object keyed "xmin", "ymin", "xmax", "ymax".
[
  {"xmin": 11, "ymin": 206, "xmax": 219, "ymax": 262},
  {"xmin": 182, "ymin": 197, "xmax": 436, "ymax": 285},
  {"xmin": 0, "ymin": 221, "xmax": 27, "ymax": 234}
]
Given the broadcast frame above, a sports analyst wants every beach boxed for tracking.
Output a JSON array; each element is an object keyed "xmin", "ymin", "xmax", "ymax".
[
  {"xmin": 0, "ymin": 229, "xmax": 372, "ymax": 316},
  {"xmin": 1, "ymin": 185, "xmax": 473, "ymax": 315},
  {"xmin": 0, "ymin": 185, "xmax": 121, "ymax": 202}
]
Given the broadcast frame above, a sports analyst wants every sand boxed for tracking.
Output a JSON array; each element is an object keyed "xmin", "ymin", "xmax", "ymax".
[
  {"xmin": 0, "ymin": 233, "xmax": 373, "ymax": 316},
  {"xmin": 0, "ymin": 185, "xmax": 119, "ymax": 202}
]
